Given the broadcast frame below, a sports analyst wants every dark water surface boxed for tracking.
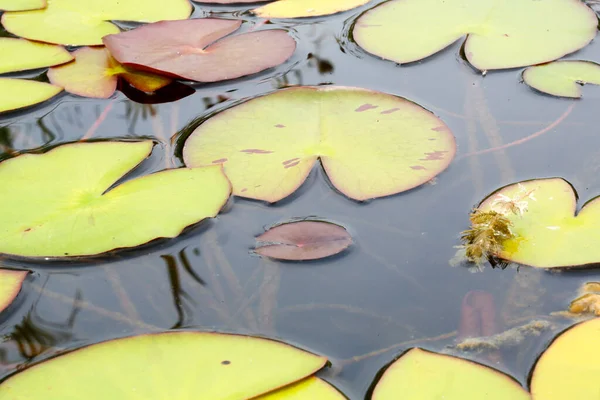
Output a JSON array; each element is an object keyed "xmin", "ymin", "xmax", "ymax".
[{"xmin": 2, "ymin": 1, "xmax": 600, "ymax": 397}]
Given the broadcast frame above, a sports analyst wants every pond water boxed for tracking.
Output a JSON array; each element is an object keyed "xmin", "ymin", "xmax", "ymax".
[{"xmin": 1, "ymin": 1, "xmax": 600, "ymax": 398}]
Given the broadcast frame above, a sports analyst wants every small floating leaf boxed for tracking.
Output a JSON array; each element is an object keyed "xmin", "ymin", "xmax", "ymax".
[
  {"xmin": 0, "ymin": 38, "xmax": 72, "ymax": 74},
  {"xmin": 0, "ymin": 0, "xmax": 45, "ymax": 11},
  {"xmin": 183, "ymin": 86, "xmax": 456, "ymax": 202},
  {"xmin": 48, "ymin": 47, "xmax": 171, "ymax": 99},
  {"xmin": 530, "ymin": 318, "xmax": 600, "ymax": 399},
  {"xmin": 0, "ymin": 78, "xmax": 62, "ymax": 113},
  {"xmin": 103, "ymin": 19, "xmax": 296, "ymax": 83},
  {"xmin": 253, "ymin": 0, "xmax": 370, "ymax": 18},
  {"xmin": 0, "ymin": 331, "xmax": 328, "ymax": 399},
  {"xmin": 1, "ymin": 0, "xmax": 192, "ymax": 45},
  {"xmin": 256, "ymin": 377, "xmax": 346, "ymax": 399},
  {"xmin": 0, "ymin": 141, "xmax": 231, "ymax": 258},
  {"xmin": 0, "ymin": 269, "xmax": 27, "ymax": 313},
  {"xmin": 523, "ymin": 61, "xmax": 600, "ymax": 98},
  {"xmin": 255, "ymin": 220, "xmax": 352, "ymax": 261},
  {"xmin": 371, "ymin": 348, "xmax": 530, "ymax": 399},
  {"xmin": 353, "ymin": 0, "xmax": 597, "ymax": 70}
]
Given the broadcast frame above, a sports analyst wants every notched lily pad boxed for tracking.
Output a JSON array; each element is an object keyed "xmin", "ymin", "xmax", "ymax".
[
  {"xmin": 0, "ymin": 141, "xmax": 231, "ymax": 258},
  {"xmin": 353, "ymin": 0, "xmax": 597, "ymax": 70},
  {"xmin": 253, "ymin": 0, "xmax": 371, "ymax": 18},
  {"xmin": 0, "ymin": 38, "xmax": 72, "ymax": 74},
  {"xmin": 0, "ymin": 78, "xmax": 62, "ymax": 113},
  {"xmin": 523, "ymin": 60, "xmax": 600, "ymax": 98},
  {"xmin": 183, "ymin": 86, "xmax": 456, "ymax": 202},
  {"xmin": 0, "ymin": 0, "xmax": 45, "ymax": 11},
  {"xmin": 48, "ymin": 47, "xmax": 171, "ymax": 99},
  {"xmin": 103, "ymin": 18, "xmax": 296, "ymax": 83},
  {"xmin": 0, "ymin": 331, "xmax": 328, "ymax": 399},
  {"xmin": 255, "ymin": 220, "xmax": 352, "ymax": 261},
  {"xmin": 530, "ymin": 318, "xmax": 600, "ymax": 399},
  {"xmin": 256, "ymin": 377, "xmax": 346, "ymax": 399},
  {"xmin": 0, "ymin": 269, "xmax": 27, "ymax": 314},
  {"xmin": 371, "ymin": 348, "xmax": 530, "ymax": 399}
]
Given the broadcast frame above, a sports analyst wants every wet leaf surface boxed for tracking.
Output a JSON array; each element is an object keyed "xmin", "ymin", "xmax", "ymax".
[
  {"xmin": 523, "ymin": 61, "xmax": 600, "ymax": 98},
  {"xmin": 255, "ymin": 376, "xmax": 346, "ymax": 399},
  {"xmin": 0, "ymin": 78, "xmax": 62, "ymax": 113},
  {"xmin": 0, "ymin": 38, "xmax": 72, "ymax": 74},
  {"xmin": 253, "ymin": 0, "xmax": 370, "ymax": 18}
]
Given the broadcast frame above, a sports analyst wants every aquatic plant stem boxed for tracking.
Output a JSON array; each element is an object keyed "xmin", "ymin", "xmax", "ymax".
[
  {"xmin": 80, "ymin": 100, "xmax": 114, "ymax": 141},
  {"xmin": 104, "ymin": 267, "xmax": 141, "ymax": 322}
]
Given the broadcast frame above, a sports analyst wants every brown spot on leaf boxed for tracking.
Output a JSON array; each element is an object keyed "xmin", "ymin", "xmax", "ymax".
[
  {"xmin": 275, "ymin": 124, "xmax": 286, "ymax": 128},
  {"xmin": 212, "ymin": 158, "xmax": 228, "ymax": 163},
  {"xmin": 420, "ymin": 150, "xmax": 448, "ymax": 161},
  {"xmin": 355, "ymin": 103, "xmax": 378, "ymax": 112},
  {"xmin": 221, "ymin": 360, "xmax": 231, "ymax": 365},
  {"xmin": 380, "ymin": 107, "xmax": 400, "ymax": 114},
  {"xmin": 503, "ymin": 33, "xmax": 509, "ymax": 37},
  {"xmin": 241, "ymin": 188, "xmax": 248, "ymax": 193},
  {"xmin": 282, "ymin": 158, "xmax": 300, "ymax": 165},
  {"xmin": 431, "ymin": 126, "xmax": 446, "ymax": 131},
  {"xmin": 24, "ymin": 228, "xmax": 31, "ymax": 232},
  {"xmin": 410, "ymin": 165, "xmax": 427, "ymax": 170},
  {"xmin": 284, "ymin": 161, "xmax": 300, "ymax": 169},
  {"xmin": 240, "ymin": 149, "xmax": 274, "ymax": 154},
  {"xmin": 428, "ymin": 138, "xmax": 436, "ymax": 141}
]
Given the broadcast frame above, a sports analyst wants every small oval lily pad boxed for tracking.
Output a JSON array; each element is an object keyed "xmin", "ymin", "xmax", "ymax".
[
  {"xmin": 372, "ymin": 348, "xmax": 530, "ymax": 399},
  {"xmin": 0, "ymin": 38, "xmax": 72, "ymax": 74},
  {"xmin": 523, "ymin": 60, "xmax": 600, "ymax": 98},
  {"xmin": 0, "ymin": 78, "xmax": 62, "ymax": 113},
  {"xmin": 0, "ymin": 269, "xmax": 27, "ymax": 313},
  {"xmin": 256, "ymin": 377, "xmax": 346, "ymax": 399},
  {"xmin": 253, "ymin": 0, "xmax": 370, "ymax": 18},
  {"xmin": 103, "ymin": 18, "xmax": 296, "ymax": 83},
  {"xmin": 183, "ymin": 86, "xmax": 456, "ymax": 202},
  {"xmin": 0, "ymin": 331, "xmax": 328, "ymax": 399},
  {"xmin": 255, "ymin": 220, "xmax": 352, "ymax": 261}
]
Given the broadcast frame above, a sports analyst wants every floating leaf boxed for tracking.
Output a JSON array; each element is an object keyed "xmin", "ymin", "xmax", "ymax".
[
  {"xmin": 371, "ymin": 348, "xmax": 530, "ymax": 399},
  {"xmin": 523, "ymin": 61, "xmax": 600, "ymax": 98},
  {"xmin": 256, "ymin": 377, "xmax": 345, "ymax": 399},
  {"xmin": 477, "ymin": 178, "xmax": 600, "ymax": 268},
  {"xmin": 0, "ymin": 331, "xmax": 328, "ymax": 399},
  {"xmin": 0, "ymin": 0, "xmax": 45, "ymax": 11},
  {"xmin": 183, "ymin": 86, "xmax": 456, "ymax": 202},
  {"xmin": 253, "ymin": 0, "xmax": 370, "ymax": 18},
  {"xmin": 1, "ymin": 0, "xmax": 192, "ymax": 46},
  {"xmin": 0, "ymin": 78, "xmax": 62, "ymax": 113},
  {"xmin": 103, "ymin": 19, "xmax": 296, "ymax": 83},
  {"xmin": 48, "ymin": 47, "xmax": 171, "ymax": 99},
  {"xmin": 353, "ymin": 0, "xmax": 597, "ymax": 70},
  {"xmin": 0, "ymin": 141, "xmax": 230, "ymax": 258},
  {"xmin": 530, "ymin": 318, "xmax": 600, "ymax": 399},
  {"xmin": 255, "ymin": 220, "xmax": 352, "ymax": 261},
  {"xmin": 0, "ymin": 269, "xmax": 27, "ymax": 313},
  {"xmin": 0, "ymin": 38, "xmax": 72, "ymax": 74}
]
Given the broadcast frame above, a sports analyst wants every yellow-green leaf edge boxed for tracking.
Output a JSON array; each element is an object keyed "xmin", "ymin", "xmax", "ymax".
[{"xmin": 523, "ymin": 60, "xmax": 600, "ymax": 98}]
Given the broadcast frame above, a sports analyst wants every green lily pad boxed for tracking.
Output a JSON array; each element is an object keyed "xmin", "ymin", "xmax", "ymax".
[
  {"xmin": 1, "ymin": 0, "xmax": 192, "ymax": 46},
  {"xmin": 530, "ymin": 318, "xmax": 600, "ymax": 399},
  {"xmin": 256, "ymin": 377, "xmax": 346, "ymax": 399},
  {"xmin": 371, "ymin": 348, "xmax": 530, "ymax": 399},
  {"xmin": 182, "ymin": 86, "xmax": 456, "ymax": 202},
  {"xmin": 0, "ymin": 78, "xmax": 62, "ymax": 113},
  {"xmin": 353, "ymin": 0, "xmax": 597, "ymax": 71},
  {"xmin": 523, "ymin": 61, "xmax": 600, "ymax": 98},
  {"xmin": 253, "ymin": 0, "xmax": 370, "ymax": 18},
  {"xmin": 0, "ymin": 141, "xmax": 231, "ymax": 258},
  {"xmin": 0, "ymin": 0, "xmax": 45, "ymax": 11},
  {"xmin": 0, "ymin": 331, "xmax": 328, "ymax": 399},
  {"xmin": 478, "ymin": 178, "xmax": 600, "ymax": 268},
  {"xmin": 48, "ymin": 47, "xmax": 171, "ymax": 99},
  {"xmin": 0, "ymin": 269, "xmax": 27, "ymax": 313},
  {"xmin": 0, "ymin": 38, "xmax": 72, "ymax": 74}
]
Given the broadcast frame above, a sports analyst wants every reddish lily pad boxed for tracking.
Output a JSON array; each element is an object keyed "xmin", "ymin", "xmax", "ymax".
[
  {"xmin": 0, "ymin": 38, "xmax": 72, "ymax": 74},
  {"xmin": 0, "ymin": 0, "xmax": 45, "ymax": 11},
  {"xmin": 0, "ymin": 269, "xmax": 27, "ymax": 313},
  {"xmin": 255, "ymin": 220, "xmax": 352, "ymax": 261},
  {"xmin": 183, "ymin": 86, "xmax": 456, "ymax": 202},
  {"xmin": 48, "ymin": 47, "xmax": 171, "ymax": 99},
  {"xmin": 103, "ymin": 18, "xmax": 296, "ymax": 83}
]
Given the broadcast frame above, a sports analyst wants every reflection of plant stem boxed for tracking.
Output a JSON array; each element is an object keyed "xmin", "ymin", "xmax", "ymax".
[
  {"xmin": 104, "ymin": 268, "xmax": 141, "ymax": 323},
  {"xmin": 258, "ymin": 260, "xmax": 280, "ymax": 334},
  {"xmin": 81, "ymin": 101, "xmax": 114, "ymax": 141},
  {"xmin": 465, "ymin": 87, "xmax": 485, "ymax": 194}
]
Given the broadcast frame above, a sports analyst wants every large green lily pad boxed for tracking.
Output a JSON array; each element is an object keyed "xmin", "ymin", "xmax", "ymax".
[
  {"xmin": 0, "ymin": 331, "xmax": 328, "ymax": 399},
  {"xmin": 0, "ymin": 141, "xmax": 231, "ymax": 258},
  {"xmin": 256, "ymin": 377, "xmax": 346, "ymax": 399},
  {"xmin": 1, "ymin": 0, "xmax": 192, "ymax": 45},
  {"xmin": 478, "ymin": 178, "xmax": 600, "ymax": 268},
  {"xmin": 0, "ymin": 78, "xmax": 62, "ymax": 113},
  {"xmin": 523, "ymin": 61, "xmax": 600, "ymax": 98},
  {"xmin": 530, "ymin": 318, "xmax": 600, "ymax": 399},
  {"xmin": 183, "ymin": 86, "xmax": 456, "ymax": 202},
  {"xmin": 353, "ymin": 0, "xmax": 597, "ymax": 71},
  {"xmin": 371, "ymin": 348, "xmax": 530, "ymax": 399},
  {"xmin": 0, "ymin": 269, "xmax": 27, "ymax": 313},
  {"xmin": 0, "ymin": 38, "xmax": 72, "ymax": 74}
]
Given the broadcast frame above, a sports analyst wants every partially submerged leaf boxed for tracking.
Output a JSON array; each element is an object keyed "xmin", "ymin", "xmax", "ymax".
[
  {"xmin": 0, "ymin": 269, "xmax": 27, "ymax": 313},
  {"xmin": 1, "ymin": 0, "xmax": 192, "ymax": 45},
  {"xmin": 256, "ymin": 377, "xmax": 345, "ymax": 399},
  {"xmin": 0, "ymin": 331, "xmax": 328, "ymax": 399},
  {"xmin": 0, "ymin": 0, "xmax": 45, "ymax": 11},
  {"xmin": 255, "ymin": 220, "xmax": 352, "ymax": 261},
  {"xmin": 530, "ymin": 318, "xmax": 600, "ymax": 399},
  {"xmin": 353, "ymin": 0, "xmax": 597, "ymax": 70},
  {"xmin": 183, "ymin": 86, "xmax": 455, "ymax": 202},
  {"xmin": 0, "ymin": 78, "xmax": 62, "ymax": 113},
  {"xmin": 477, "ymin": 178, "xmax": 600, "ymax": 268},
  {"xmin": 0, "ymin": 141, "xmax": 231, "ymax": 257},
  {"xmin": 568, "ymin": 282, "xmax": 600, "ymax": 316},
  {"xmin": 0, "ymin": 38, "xmax": 72, "ymax": 74},
  {"xmin": 103, "ymin": 19, "xmax": 296, "ymax": 82},
  {"xmin": 253, "ymin": 0, "xmax": 370, "ymax": 18},
  {"xmin": 48, "ymin": 47, "xmax": 171, "ymax": 99},
  {"xmin": 371, "ymin": 348, "xmax": 530, "ymax": 399},
  {"xmin": 523, "ymin": 61, "xmax": 600, "ymax": 98}
]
